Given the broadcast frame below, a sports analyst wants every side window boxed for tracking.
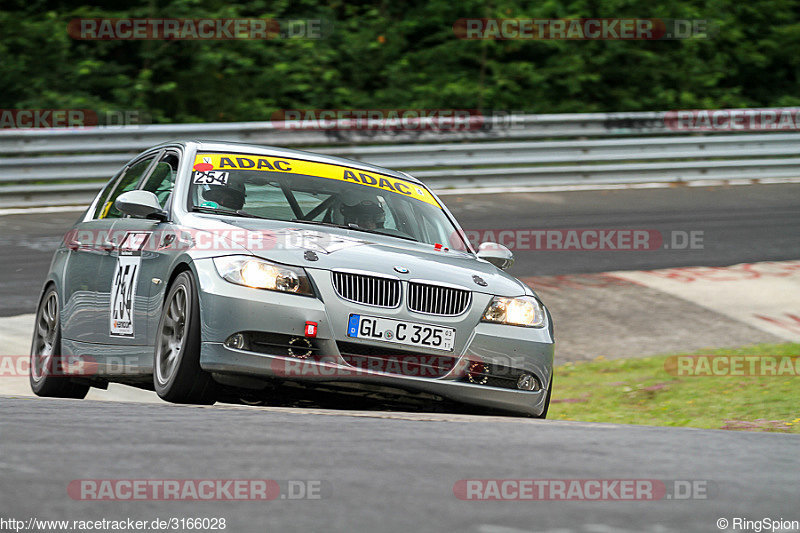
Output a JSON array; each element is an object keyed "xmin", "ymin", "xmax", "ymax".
[
  {"xmin": 98, "ymin": 156, "xmax": 156, "ymax": 219},
  {"xmin": 140, "ymin": 152, "xmax": 179, "ymax": 208}
]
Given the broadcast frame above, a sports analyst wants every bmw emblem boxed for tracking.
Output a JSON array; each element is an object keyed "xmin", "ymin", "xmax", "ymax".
[{"xmin": 393, "ymin": 266, "xmax": 409, "ymax": 274}]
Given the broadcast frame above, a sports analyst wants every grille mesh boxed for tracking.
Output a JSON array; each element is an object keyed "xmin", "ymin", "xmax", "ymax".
[
  {"xmin": 332, "ymin": 271, "xmax": 401, "ymax": 308},
  {"xmin": 407, "ymin": 282, "xmax": 471, "ymax": 316}
]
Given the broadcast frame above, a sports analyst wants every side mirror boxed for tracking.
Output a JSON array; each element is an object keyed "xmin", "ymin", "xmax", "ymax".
[
  {"xmin": 115, "ymin": 190, "xmax": 166, "ymax": 220},
  {"xmin": 477, "ymin": 242, "xmax": 514, "ymax": 270}
]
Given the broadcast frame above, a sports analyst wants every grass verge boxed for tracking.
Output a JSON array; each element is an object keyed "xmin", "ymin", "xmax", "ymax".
[{"xmin": 550, "ymin": 343, "xmax": 800, "ymax": 433}]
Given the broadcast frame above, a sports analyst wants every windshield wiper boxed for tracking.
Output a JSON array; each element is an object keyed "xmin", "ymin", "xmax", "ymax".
[
  {"xmin": 191, "ymin": 206, "xmax": 267, "ymax": 219},
  {"xmin": 290, "ymin": 219, "xmax": 418, "ymax": 242}
]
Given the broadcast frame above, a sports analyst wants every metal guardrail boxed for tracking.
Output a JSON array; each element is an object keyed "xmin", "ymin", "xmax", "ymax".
[
  {"xmin": 1, "ymin": 111, "xmax": 799, "ymax": 207},
  {"xmin": 0, "ymin": 112, "xmax": 669, "ymax": 154}
]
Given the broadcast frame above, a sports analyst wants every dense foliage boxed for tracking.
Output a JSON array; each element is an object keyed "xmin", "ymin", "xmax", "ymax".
[{"xmin": 2, "ymin": 0, "xmax": 799, "ymax": 123}]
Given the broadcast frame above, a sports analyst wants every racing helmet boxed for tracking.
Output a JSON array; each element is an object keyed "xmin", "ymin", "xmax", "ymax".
[
  {"xmin": 340, "ymin": 193, "xmax": 386, "ymax": 229},
  {"xmin": 202, "ymin": 180, "xmax": 246, "ymax": 210}
]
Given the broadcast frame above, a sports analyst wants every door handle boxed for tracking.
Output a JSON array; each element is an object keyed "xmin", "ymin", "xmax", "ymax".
[
  {"xmin": 67, "ymin": 240, "xmax": 83, "ymax": 251},
  {"xmin": 99, "ymin": 241, "xmax": 116, "ymax": 252}
]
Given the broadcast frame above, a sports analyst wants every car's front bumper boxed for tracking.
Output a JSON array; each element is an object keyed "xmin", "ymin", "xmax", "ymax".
[{"xmin": 193, "ymin": 259, "xmax": 555, "ymax": 417}]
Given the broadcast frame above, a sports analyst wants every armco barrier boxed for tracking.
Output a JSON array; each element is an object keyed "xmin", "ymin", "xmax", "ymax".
[{"xmin": 1, "ymin": 110, "xmax": 798, "ymax": 207}]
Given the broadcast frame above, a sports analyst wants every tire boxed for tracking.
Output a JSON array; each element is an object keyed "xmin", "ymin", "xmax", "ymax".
[
  {"xmin": 29, "ymin": 286, "xmax": 89, "ymax": 399},
  {"xmin": 535, "ymin": 375, "xmax": 553, "ymax": 419},
  {"xmin": 153, "ymin": 272, "xmax": 216, "ymax": 404}
]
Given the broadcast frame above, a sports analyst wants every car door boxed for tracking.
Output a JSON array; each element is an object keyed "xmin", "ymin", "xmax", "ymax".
[
  {"xmin": 87, "ymin": 153, "xmax": 161, "ymax": 345},
  {"xmin": 61, "ymin": 174, "xmax": 122, "ymax": 344},
  {"xmin": 98, "ymin": 149, "xmax": 180, "ymax": 348}
]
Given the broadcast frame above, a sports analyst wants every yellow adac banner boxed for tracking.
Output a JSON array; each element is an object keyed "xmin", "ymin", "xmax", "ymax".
[{"xmin": 193, "ymin": 152, "xmax": 440, "ymax": 207}]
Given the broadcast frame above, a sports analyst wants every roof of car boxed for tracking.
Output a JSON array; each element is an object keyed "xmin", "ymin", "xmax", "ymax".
[{"xmin": 158, "ymin": 140, "xmax": 424, "ymax": 185}]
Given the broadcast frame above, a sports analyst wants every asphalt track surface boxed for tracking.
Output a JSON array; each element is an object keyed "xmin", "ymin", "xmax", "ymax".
[
  {"xmin": 2, "ymin": 183, "xmax": 800, "ymax": 316},
  {"xmin": 2, "ymin": 184, "xmax": 799, "ymax": 532},
  {"xmin": 2, "ymin": 397, "xmax": 798, "ymax": 533}
]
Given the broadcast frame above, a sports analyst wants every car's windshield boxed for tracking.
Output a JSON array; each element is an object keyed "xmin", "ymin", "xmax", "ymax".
[{"xmin": 188, "ymin": 151, "xmax": 467, "ymax": 248}]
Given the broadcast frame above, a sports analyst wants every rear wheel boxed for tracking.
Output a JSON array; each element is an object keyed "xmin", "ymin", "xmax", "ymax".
[
  {"xmin": 29, "ymin": 287, "xmax": 89, "ymax": 399},
  {"xmin": 153, "ymin": 272, "xmax": 216, "ymax": 404}
]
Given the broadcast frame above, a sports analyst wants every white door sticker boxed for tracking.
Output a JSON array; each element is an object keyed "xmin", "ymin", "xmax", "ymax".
[{"xmin": 110, "ymin": 232, "xmax": 150, "ymax": 337}]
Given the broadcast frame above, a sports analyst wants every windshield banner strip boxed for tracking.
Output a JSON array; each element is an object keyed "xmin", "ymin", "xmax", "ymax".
[{"xmin": 193, "ymin": 152, "xmax": 440, "ymax": 207}]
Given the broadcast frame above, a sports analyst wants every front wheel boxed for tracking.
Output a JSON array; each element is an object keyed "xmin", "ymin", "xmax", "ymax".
[
  {"xmin": 535, "ymin": 375, "xmax": 553, "ymax": 419},
  {"xmin": 29, "ymin": 287, "xmax": 89, "ymax": 399},
  {"xmin": 153, "ymin": 272, "xmax": 216, "ymax": 404}
]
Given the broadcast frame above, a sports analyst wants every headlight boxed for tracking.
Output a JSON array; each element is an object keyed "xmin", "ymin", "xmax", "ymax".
[
  {"xmin": 213, "ymin": 255, "xmax": 314, "ymax": 296},
  {"xmin": 481, "ymin": 296, "xmax": 545, "ymax": 327}
]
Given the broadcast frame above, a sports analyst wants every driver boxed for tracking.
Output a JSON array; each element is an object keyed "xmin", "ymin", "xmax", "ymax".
[
  {"xmin": 340, "ymin": 194, "xmax": 386, "ymax": 229},
  {"xmin": 202, "ymin": 181, "xmax": 246, "ymax": 211}
]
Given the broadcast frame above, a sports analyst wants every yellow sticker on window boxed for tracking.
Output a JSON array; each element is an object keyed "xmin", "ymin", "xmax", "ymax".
[
  {"xmin": 99, "ymin": 201, "xmax": 112, "ymax": 219},
  {"xmin": 193, "ymin": 153, "xmax": 440, "ymax": 207}
]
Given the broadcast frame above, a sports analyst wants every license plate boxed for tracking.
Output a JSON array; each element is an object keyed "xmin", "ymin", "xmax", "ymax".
[{"xmin": 347, "ymin": 314, "xmax": 456, "ymax": 352}]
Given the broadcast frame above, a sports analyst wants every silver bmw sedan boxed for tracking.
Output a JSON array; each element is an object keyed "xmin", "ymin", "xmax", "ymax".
[{"xmin": 30, "ymin": 141, "xmax": 554, "ymax": 417}]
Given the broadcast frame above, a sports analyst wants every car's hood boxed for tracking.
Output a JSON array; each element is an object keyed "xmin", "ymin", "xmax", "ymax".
[{"xmin": 185, "ymin": 215, "xmax": 528, "ymax": 296}]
